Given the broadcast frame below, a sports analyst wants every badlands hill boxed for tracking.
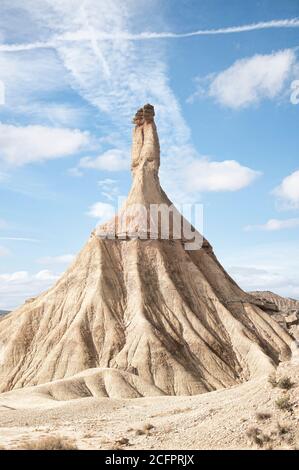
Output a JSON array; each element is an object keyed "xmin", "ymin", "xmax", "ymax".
[
  {"xmin": 250, "ymin": 291, "xmax": 299, "ymax": 313},
  {"xmin": 0, "ymin": 104, "xmax": 292, "ymax": 399},
  {"xmin": 250, "ymin": 291, "xmax": 299, "ymax": 340}
]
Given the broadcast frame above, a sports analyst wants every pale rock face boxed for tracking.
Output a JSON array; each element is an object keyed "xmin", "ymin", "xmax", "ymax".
[{"xmin": 0, "ymin": 105, "xmax": 292, "ymax": 397}]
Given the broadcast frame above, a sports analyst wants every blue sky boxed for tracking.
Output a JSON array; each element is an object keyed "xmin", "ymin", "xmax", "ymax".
[{"xmin": 0, "ymin": 0, "xmax": 299, "ymax": 310}]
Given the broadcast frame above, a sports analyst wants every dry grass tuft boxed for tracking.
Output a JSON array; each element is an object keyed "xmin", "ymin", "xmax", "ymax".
[
  {"xmin": 135, "ymin": 423, "xmax": 155, "ymax": 436},
  {"xmin": 144, "ymin": 423, "xmax": 154, "ymax": 431},
  {"xmin": 114, "ymin": 437, "xmax": 129, "ymax": 446},
  {"xmin": 19, "ymin": 435, "xmax": 77, "ymax": 450},
  {"xmin": 246, "ymin": 427, "xmax": 271, "ymax": 448},
  {"xmin": 256, "ymin": 412, "xmax": 272, "ymax": 421},
  {"xmin": 276, "ymin": 422, "xmax": 291, "ymax": 436},
  {"xmin": 277, "ymin": 377, "xmax": 294, "ymax": 390},
  {"xmin": 275, "ymin": 395, "xmax": 292, "ymax": 411}
]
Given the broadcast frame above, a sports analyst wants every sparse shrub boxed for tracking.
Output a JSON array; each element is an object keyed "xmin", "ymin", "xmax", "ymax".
[
  {"xmin": 135, "ymin": 423, "xmax": 154, "ymax": 436},
  {"xmin": 268, "ymin": 374, "xmax": 277, "ymax": 387},
  {"xmin": 143, "ymin": 423, "xmax": 154, "ymax": 431},
  {"xmin": 115, "ymin": 437, "xmax": 129, "ymax": 446},
  {"xmin": 277, "ymin": 376, "xmax": 294, "ymax": 390},
  {"xmin": 246, "ymin": 427, "xmax": 271, "ymax": 448},
  {"xmin": 275, "ymin": 395, "xmax": 292, "ymax": 411},
  {"xmin": 20, "ymin": 435, "xmax": 77, "ymax": 450},
  {"xmin": 256, "ymin": 411, "xmax": 272, "ymax": 421},
  {"xmin": 277, "ymin": 422, "xmax": 291, "ymax": 436}
]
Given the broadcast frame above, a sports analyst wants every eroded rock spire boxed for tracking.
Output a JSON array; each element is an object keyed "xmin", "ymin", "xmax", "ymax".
[{"xmin": 131, "ymin": 103, "xmax": 160, "ymax": 176}]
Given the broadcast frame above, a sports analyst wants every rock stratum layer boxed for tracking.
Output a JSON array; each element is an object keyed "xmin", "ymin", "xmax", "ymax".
[{"xmin": 0, "ymin": 105, "xmax": 292, "ymax": 397}]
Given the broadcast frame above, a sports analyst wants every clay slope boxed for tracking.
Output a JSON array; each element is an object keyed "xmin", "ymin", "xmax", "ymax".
[{"xmin": 0, "ymin": 104, "xmax": 292, "ymax": 397}]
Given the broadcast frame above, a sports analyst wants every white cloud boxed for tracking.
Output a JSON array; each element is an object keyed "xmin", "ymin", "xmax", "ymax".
[
  {"xmin": 207, "ymin": 49, "xmax": 296, "ymax": 108},
  {"xmin": 228, "ymin": 266, "xmax": 293, "ymax": 292},
  {"xmin": 79, "ymin": 149, "xmax": 129, "ymax": 172},
  {"xmin": 11, "ymin": 0, "xmax": 191, "ymax": 201},
  {"xmin": 34, "ymin": 270, "xmax": 58, "ymax": 281},
  {"xmin": 183, "ymin": 158, "xmax": 261, "ymax": 192},
  {"xmin": 0, "ymin": 123, "xmax": 89, "ymax": 167},
  {"xmin": 37, "ymin": 254, "xmax": 75, "ymax": 265},
  {"xmin": 0, "ymin": 269, "xmax": 60, "ymax": 310},
  {"xmin": 68, "ymin": 167, "xmax": 84, "ymax": 177},
  {"xmin": 98, "ymin": 178, "xmax": 120, "ymax": 201},
  {"xmin": 245, "ymin": 218, "xmax": 299, "ymax": 231},
  {"xmin": 25, "ymin": 103, "xmax": 89, "ymax": 127},
  {"xmin": 86, "ymin": 201, "xmax": 115, "ymax": 223},
  {"xmin": 273, "ymin": 169, "xmax": 299, "ymax": 208},
  {"xmin": 0, "ymin": 1, "xmax": 269, "ymax": 203},
  {"xmin": 221, "ymin": 241, "xmax": 299, "ymax": 299},
  {"xmin": 0, "ymin": 237, "xmax": 40, "ymax": 242}
]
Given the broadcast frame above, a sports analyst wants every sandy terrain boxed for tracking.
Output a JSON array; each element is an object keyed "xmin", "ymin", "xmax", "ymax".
[{"xmin": 0, "ymin": 348, "xmax": 298, "ymax": 450}]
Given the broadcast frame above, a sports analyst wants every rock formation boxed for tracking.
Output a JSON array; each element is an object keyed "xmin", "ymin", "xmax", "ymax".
[
  {"xmin": 0, "ymin": 105, "xmax": 292, "ymax": 397},
  {"xmin": 250, "ymin": 291, "xmax": 299, "ymax": 340}
]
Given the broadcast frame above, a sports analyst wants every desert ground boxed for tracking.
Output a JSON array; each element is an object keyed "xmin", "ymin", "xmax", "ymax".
[{"xmin": 0, "ymin": 345, "xmax": 298, "ymax": 450}]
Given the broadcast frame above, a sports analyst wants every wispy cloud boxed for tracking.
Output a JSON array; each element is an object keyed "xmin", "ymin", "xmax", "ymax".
[
  {"xmin": 244, "ymin": 218, "xmax": 299, "ymax": 231},
  {"xmin": 0, "ymin": 49, "xmax": 68, "ymax": 110},
  {"xmin": 37, "ymin": 254, "xmax": 75, "ymax": 265},
  {"xmin": 79, "ymin": 149, "xmax": 129, "ymax": 172},
  {"xmin": 1, "ymin": 18, "xmax": 299, "ymax": 51},
  {"xmin": 0, "ymin": 269, "xmax": 60, "ymax": 310},
  {"xmin": 0, "ymin": 237, "xmax": 40, "ymax": 242},
  {"xmin": 98, "ymin": 179, "xmax": 120, "ymax": 201},
  {"xmin": 222, "ymin": 241, "xmax": 299, "ymax": 299},
  {"xmin": 86, "ymin": 201, "xmax": 116, "ymax": 223},
  {"xmin": 0, "ymin": 1, "xmax": 264, "ymax": 202}
]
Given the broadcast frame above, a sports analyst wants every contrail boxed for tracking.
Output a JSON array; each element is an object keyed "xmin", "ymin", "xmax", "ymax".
[
  {"xmin": 0, "ymin": 237, "xmax": 40, "ymax": 242},
  {"xmin": 0, "ymin": 18, "xmax": 299, "ymax": 52}
]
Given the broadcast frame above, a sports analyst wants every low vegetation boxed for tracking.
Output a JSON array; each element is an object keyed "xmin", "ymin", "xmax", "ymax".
[
  {"xmin": 276, "ymin": 422, "xmax": 291, "ymax": 436},
  {"xmin": 19, "ymin": 435, "xmax": 77, "ymax": 450},
  {"xmin": 135, "ymin": 423, "xmax": 155, "ymax": 436},
  {"xmin": 256, "ymin": 412, "xmax": 272, "ymax": 421},
  {"xmin": 246, "ymin": 427, "xmax": 271, "ymax": 448},
  {"xmin": 277, "ymin": 376, "xmax": 294, "ymax": 390},
  {"xmin": 114, "ymin": 437, "xmax": 129, "ymax": 446},
  {"xmin": 275, "ymin": 395, "xmax": 292, "ymax": 411}
]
